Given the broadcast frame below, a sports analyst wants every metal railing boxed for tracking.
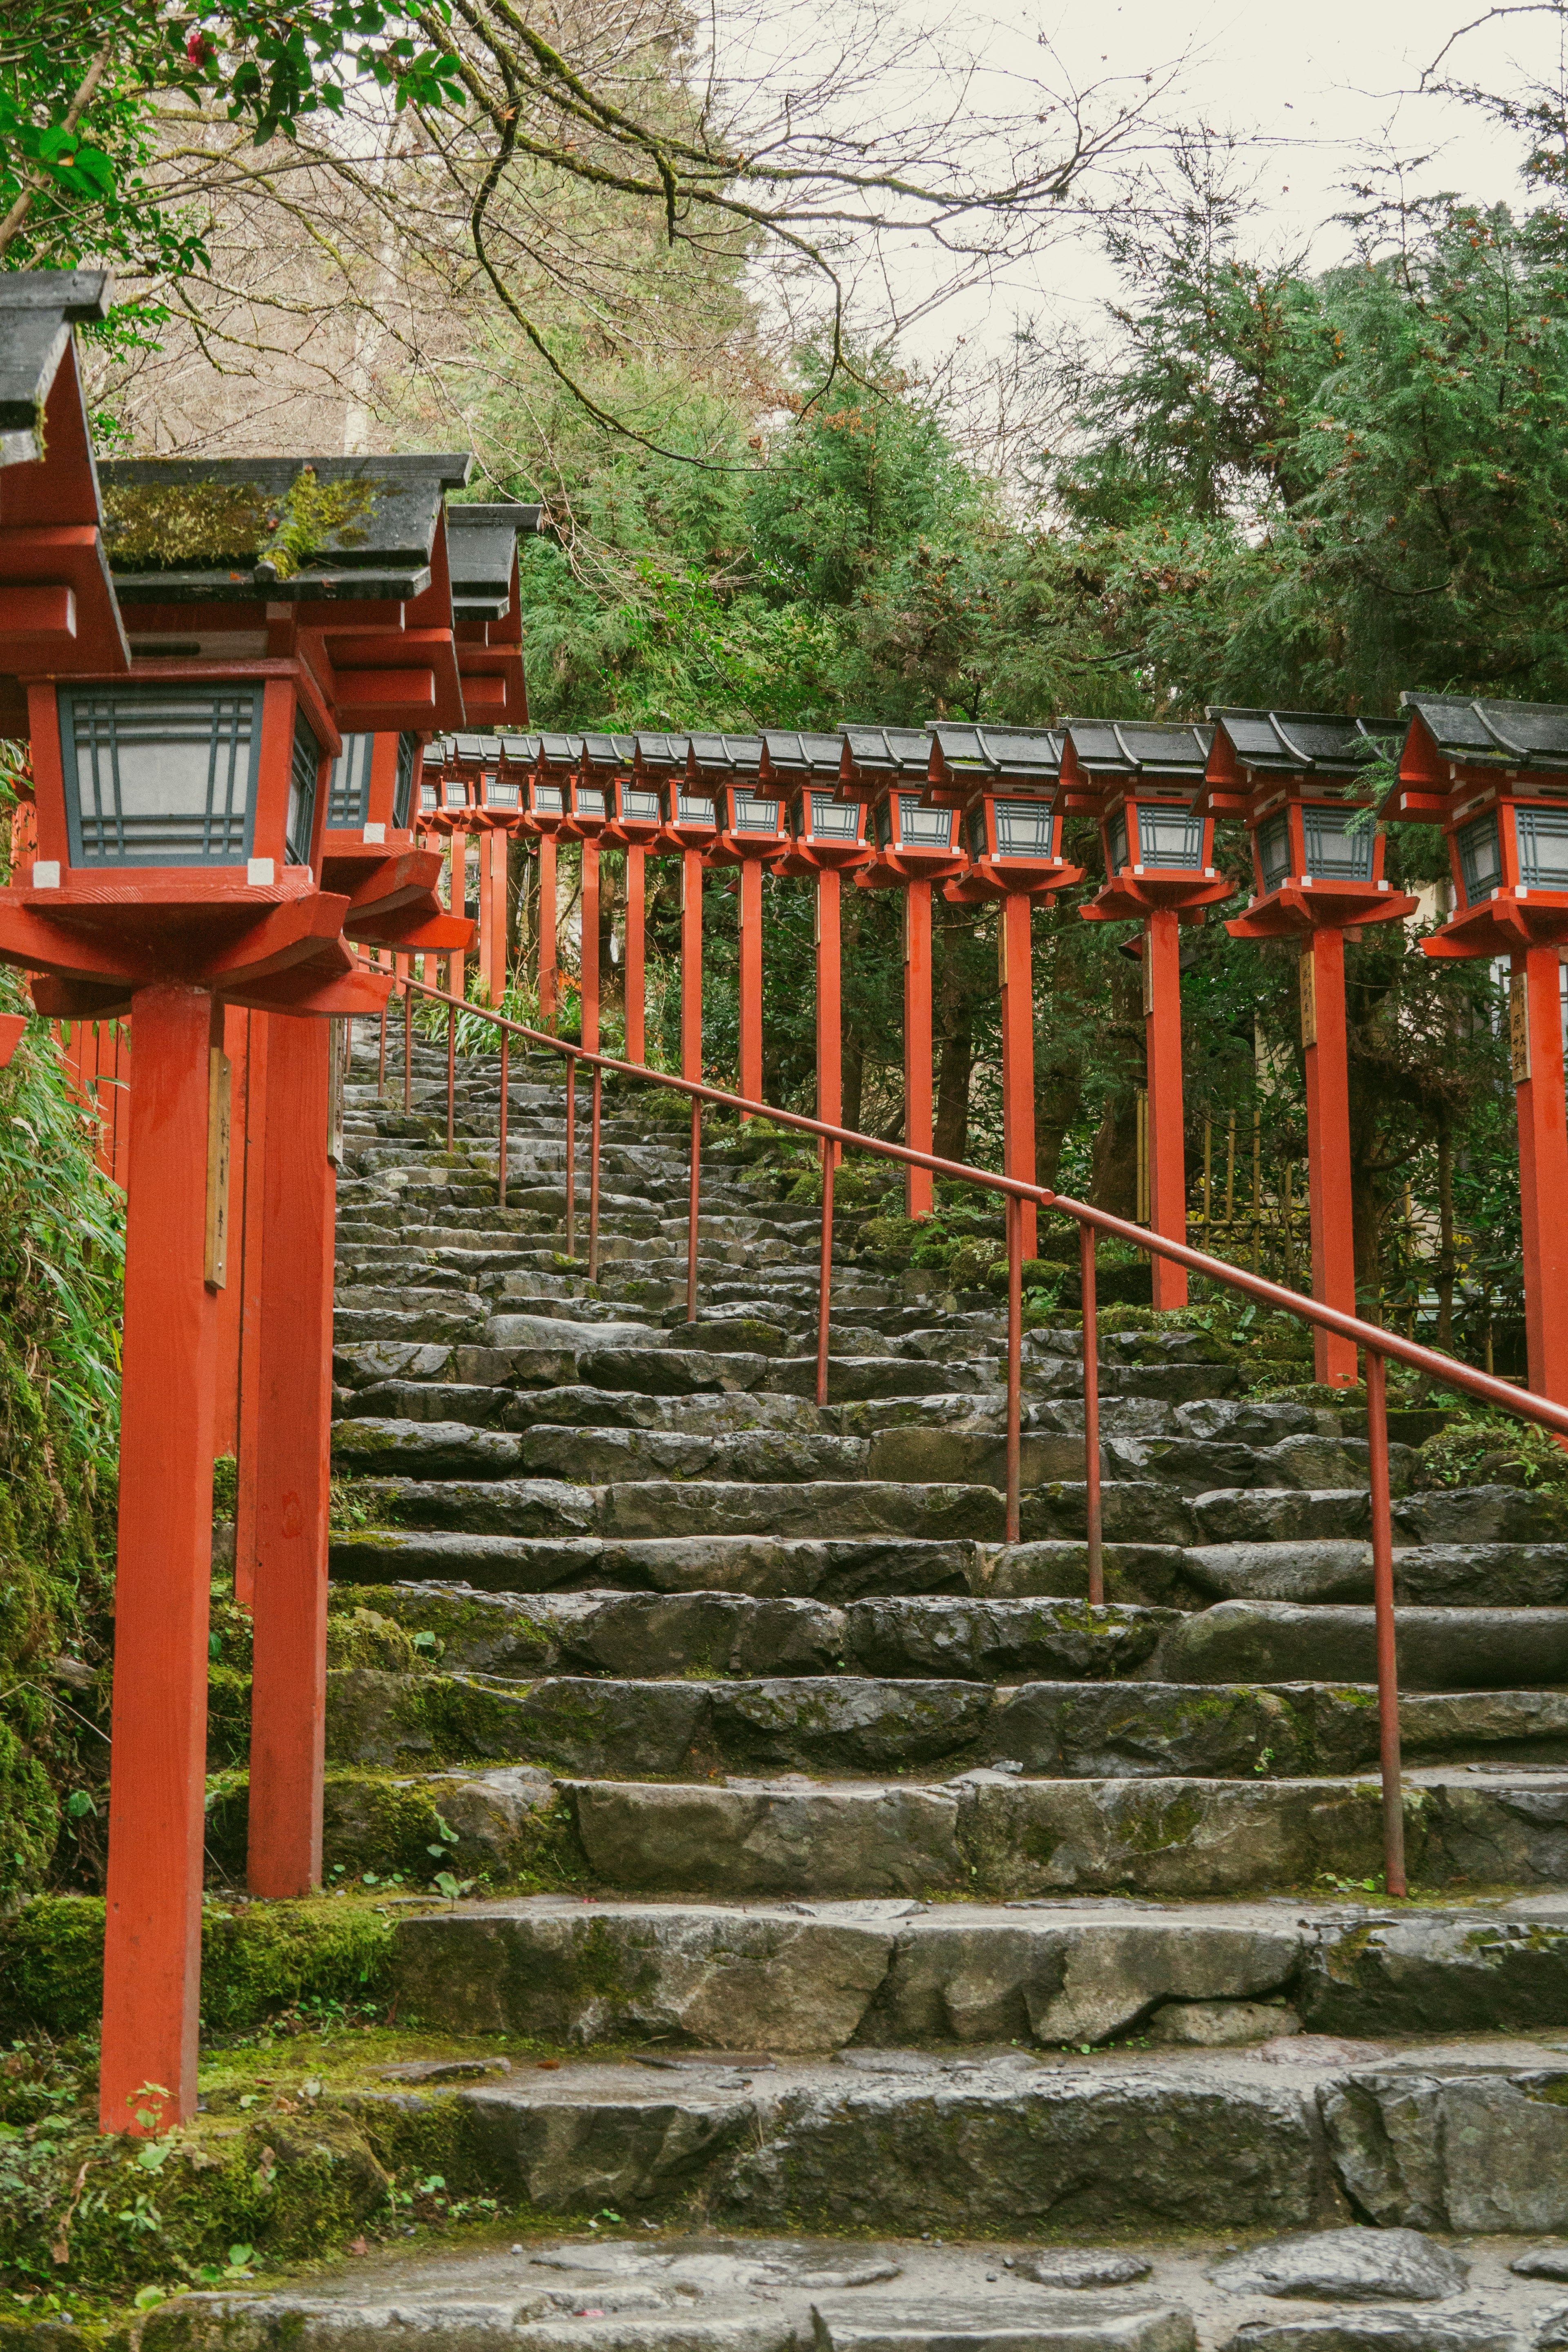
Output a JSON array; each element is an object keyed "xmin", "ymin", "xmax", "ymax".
[{"xmin": 372, "ymin": 967, "xmax": 1568, "ymax": 1901}]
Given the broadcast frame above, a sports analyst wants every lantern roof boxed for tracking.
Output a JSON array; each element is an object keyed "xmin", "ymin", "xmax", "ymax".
[
  {"xmin": 0, "ymin": 270, "xmax": 114, "ymax": 467},
  {"xmin": 501, "ymin": 734, "xmax": 541, "ymax": 762},
  {"xmin": 1207, "ymin": 706, "xmax": 1403, "ymax": 780},
  {"xmin": 634, "ymin": 732, "xmax": 691, "ymax": 777},
  {"xmin": 689, "ymin": 733, "xmax": 764, "ymax": 777},
  {"xmin": 582, "ymin": 732, "xmax": 638, "ymax": 770},
  {"xmin": 537, "ymin": 732, "xmax": 585, "ymax": 773},
  {"xmin": 929, "ymin": 724, "xmax": 1063, "ymax": 785},
  {"xmin": 840, "ymin": 724, "xmax": 931, "ymax": 781},
  {"xmin": 445, "ymin": 501, "xmax": 541, "ymax": 621},
  {"xmin": 453, "ymin": 732, "xmax": 502, "ymax": 762},
  {"xmin": 760, "ymin": 730, "xmax": 844, "ymax": 779},
  {"xmin": 1062, "ymin": 718, "xmax": 1214, "ymax": 780},
  {"xmin": 97, "ymin": 452, "xmax": 472, "ymax": 604},
  {"xmin": 1398, "ymin": 691, "xmax": 1568, "ymax": 776}
]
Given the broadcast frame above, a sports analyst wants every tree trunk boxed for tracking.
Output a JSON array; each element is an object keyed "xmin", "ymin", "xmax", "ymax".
[
  {"xmin": 934, "ymin": 1023, "xmax": 972, "ymax": 1160},
  {"xmin": 1435, "ymin": 1107, "xmax": 1456, "ymax": 1351},
  {"xmin": 842, "ymin": 1022, "xmax": 865, "ymax": 1136},
  {"xmin": 934, "ymin": 901, "xmax": 980, "ymax": 1162},
  {"xmin": 1089, "ymin": 1096, "xmax": 1140, "ymax": 1216}
]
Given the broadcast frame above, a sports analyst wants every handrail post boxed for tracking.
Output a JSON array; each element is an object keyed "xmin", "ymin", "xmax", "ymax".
[
  {"xmin": 446, "ymin": 1000, "xmax": 455, "ymax": 1149},
  {"xmin": 377, "ymin": 998, "xmax": 387, "ymax": 1097},
  {"xmin": 498, "ymin": 1032, "xmax": 509, "ymax": 1210},
  {"xmin": 589, "ymin": 1067, "xmax": 602, "ymax": 1283},
  {"xmin": 1365, "ymin": 1346, "xmax": 1408, "ymax": 1897},
  {"xmin": 816, "ymin": 1138, "xmax": 835, "ymax": 1408},
  {"xmin": 1005, "ymin": 1193, "xmax": 1022, "ymax": 1545},
  {"xmin": 687, "ymin": 1098, "xmax": 702, "ymax": 1322},
  {"xmin": 403, "ymin": 978, "xmax": 412, "ymax": 1114},
  {"xmin": 565, "ymin": 1056, "xmax": 577, "ymax": 1259},
  {"xmin": 1081, "ymin": 1225, "xmax": 1103, "ymax": 1604}
]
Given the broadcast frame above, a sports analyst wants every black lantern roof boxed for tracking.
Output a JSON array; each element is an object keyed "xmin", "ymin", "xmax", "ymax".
[
  {"xmin": 537, "ymin": 732, "xmax": 584, "ymax": 775},
  {"xmin": 929, "ymin": 724, "xmax": 1063, "ymax": 784},
  {"xmin": 689, "ymin": 733, "xmax": 764, "ymax": 780},
  {"xmin": 1062, "ymin": 718, "xmax": 1214, "ymax": 778},
  {"xmin": 500, "ymin": 734, "xmax": 542, "ymax": 763},
  {"xmin": 634, "ymin": 732, "xmax": 691, "ymax": 780},
  {"xmin": 581, "ymin": 732, "xmax": 638, "ymax": 773},
  {"xmin": 840, "ymin": 725, "xmax": 931, "ymax": 781},
  {"xmin": 445, "ymin": 502, "xmax": 541, "ymax": 621},
  {"xmin": 1208, "ymin": 707, "xmax": 1403, "ymax": 777},
  {"xmin": 97, "ymin": 452, "xmax": 473, "ymax": 604},
  {"xmin": 0, "ymin": 270, "xmax": 114, "ymax": 468},
  {"xmin": 760, "ymin": 731, "xmax": 844, "ymax": 779},
  {"xmin": 452, "ymin": 731, "xmax": 502, "ymax": 763},
  {"xmin": 1399, "ymin": 692, "xmax": 1568, "ymax": 775}
]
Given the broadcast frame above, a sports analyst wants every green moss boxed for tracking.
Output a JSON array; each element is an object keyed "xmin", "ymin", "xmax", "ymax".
[
  {"xmin": 0, "ymin": 1895, "xmax": 394, "ymax": 2040},
  {"xmin": 205, "ymin": 1769, "xmax": 584, "ymax": 1895},
  {"xmin": 100, "ymin": 468, "xmax": 376, "ymax": 581},
  {"xmin": 1417, "ymin": 1410, "xmax": 1568, "ymax": 1492}
]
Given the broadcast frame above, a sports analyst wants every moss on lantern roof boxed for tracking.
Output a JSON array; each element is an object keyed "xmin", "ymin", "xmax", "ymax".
[{"xmin": 100, "ymin": 466, "xmax": 377, "ymax": 574}]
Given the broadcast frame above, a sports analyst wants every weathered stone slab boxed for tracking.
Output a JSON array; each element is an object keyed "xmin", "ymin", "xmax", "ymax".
[
  {"xmin": 568, "ymin": 1780, "xmax": 964, "ymax": 1898},
  {"xmin": 1319, "ymin": 2065, "xmax": 1568, "ymax": 2231},
  {"xmin": 1209, "ymin": 2227, "xmax": 1468, "ymax": 2301}
]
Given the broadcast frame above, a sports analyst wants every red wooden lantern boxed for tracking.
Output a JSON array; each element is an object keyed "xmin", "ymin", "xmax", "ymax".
[
  {"xmin": 0, "ymin": 274, "xmax": 506, "ymax": 2137},
  {"xmin": 632, "ymin": 734, "xmax": 704, "ymax": 1078},
  {"xmin": 1061, "ymin": 719, "xmax": 1226, "ymax": 1306},
  {"xmin": 1205, "ymin": 708, "xmax": 1413, "ymax": 1385},
  {"xmin": 584, "ymin": 734, "xmax": 657, "ymax": 1064},
  {"xmin": 1386, "ymin": 693, "xmax": 1568, "ymax": 1399},
  {"xmin": 519, "ymin": 734, "xmax": 579, "ymax": 1028},
  {"xmin": 697, "ymin": 735, "xmax": 776, "ymax": 1109},
  {"xmin": 933, "ymin": 725, "xmax": 1081, "ymax": 1252},
  {"xmin": 761, "ymin": 732, "xmax": 872, "ymax": 1145}
]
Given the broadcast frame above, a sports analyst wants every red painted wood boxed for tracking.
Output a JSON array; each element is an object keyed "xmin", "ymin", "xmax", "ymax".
[
  {"xmin": 1144, "ymin": 909, "xmax": 1188, "ymax": 1310},
  {"xmin": 538, "ymin": 836, "xmax": 557, "ymax": 1025},
  {"xmin": 233, "ymin": 1013, "xmax": 270, "ymax": 1612},
  {"xmin": 581, "ymin": 840, "xmax": 600, "ymax": 1054},
  {"xmin": 904, "ymin": 881, "xmax": 933, "ymax": 1218},
  {"xmin": 624, "ymin": 846, "xmax": 645, "ymax": 1064},
  {"xmin": 739, "ymin": 858, "xmax": 763, "ymax": 1113},
  {"xmin": 99, "ymin": 983, "xmax": 220, "ymax": 2133},
  {"xmin": 999, "ymin": 894, "xmax": 1037, "ymax": 1260},
  {"xmin": 213, "ymin": 1006, "xmax": 250, "ymax": 1460},
  {"xmin": 1303, "ymin": 928, "xmax": 1360, "ymax": 1387},
  {"xmin": 682, "ymin": 849, "xmax": 703, "ymax": 1081},
  {"xmin": 816, "ymin": 869, "xmax": 841, "ymax": 1159},
  {"xmin": 1515, "ymin": 942, "xmax": 1568, "ymax": 1402},
  {"xmin": 246, "ymin": 1014, "xmax": 334, "ymax": 1894}
]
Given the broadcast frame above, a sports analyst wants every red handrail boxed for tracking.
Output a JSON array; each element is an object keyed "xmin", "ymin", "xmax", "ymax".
[{"xmin": 379, "ymin": 964, "xmax": 1568, "ymax": 1900}]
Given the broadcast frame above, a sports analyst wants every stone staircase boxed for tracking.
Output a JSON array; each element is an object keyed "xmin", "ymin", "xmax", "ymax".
[{"xmin": 206, "ymin": 1021, "xmax": 1568, "ymax": 2350}]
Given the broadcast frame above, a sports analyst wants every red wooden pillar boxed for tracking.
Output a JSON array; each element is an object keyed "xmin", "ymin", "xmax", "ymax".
[
  {"xmin": 739, "ymin": 858, "xmax": 763, "ymax": 1111},
  {"xmin": 448, "ymin": 837, "xmax": 468, "ymax": 1006},
  {"xmin": 1302, "ymin": 928, "xmax": 1359, "ymax": 1387},
  {"xmin": 481, "ymin": 829, "xmax": 508, "ymax": 1004},
  {"xmin": 538, "ymin": 836, "xmax": 558, "ymax": 1026},
  {"xmin": 1513, "ymin": 942, "xmax": 1568, "ymax": 1402},
  {"xmin": 998, "ymin": 894, "xmax": 1037, "ymax": 1260},
  {"xmin": 905, "ymin": 880, "xmax": 933, "ymax": 1217},
  {"xmin": 100, "ymin": 983, "xmax": 221, "ymax": 2133},
  {"xmin": 1144, "ymin": 907, "xmax": 1188, "ymax": 1310},
  {"xmin": 581, "ymin": 840, "xmax": 600, "ymax": 1054},
  {"xmin": 213, "ymin": 1006, "xmax": 251, "ymax": 1462},
  {"xmin": 233, "ymin": 1014, "xmax": 270, "ymax": 1611},
  {"xmin": 817, "ymin": 869, "xmax": 841, "ymax": 1156},
  {"xmin": 246, "ymin": 1015, "xmax": 334, "ymax": 1895},
  {"xmin": 682, "ymin": 848, "xmax": 703, "ymax": 1081},
  {"xmin": 624, "ymin": 846, "xmax": 646, "ymax": 1064}
]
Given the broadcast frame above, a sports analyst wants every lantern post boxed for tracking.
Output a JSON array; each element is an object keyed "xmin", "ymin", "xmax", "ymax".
[
  {"xmin": 595, "ymin": 737, "xmax": 663, "ymax": 1063},
  {"xmin": 698, "ymin": 735, "xmax": 776, "ymax": 1108},
  {"xmin": 763, "ymin": 732, "xmax": 870, "ymax": 1147},
  {"xmin": 466, "ymin": 744, "xmax": 528, "ymax": 1004},
  {"xmin": 843, "ymin": 726, "xmax": 966, "ymax": 1214},
  {"xmin": 561, "ymin": 753, "xmax": 616, "ymax": 1052},
  {"xmin": 0, "ymin": 279, "xmax": 435, "ymax": 2131},
  {"xmin": 644, "ymin": 735, "xmax": 715, "ymax": 1080},
  {"xmin": 522, "ymin": 734, "xmax": 581, "ymax": 1027},
  {"xmin": 1061, "ymin": 720, "xmax": 1229, "ymax": 1308},
  {"xmin": 936, "ymin": 727, "xmax": 1083, "ymax": 1260},
  {"xmin": 1203, "ymin": 709, "xmax": 1412, "ymax": 1384},
  {"xmin": 1384, "ymin": 693, "xmax": 1568, "ymax": 1399}
]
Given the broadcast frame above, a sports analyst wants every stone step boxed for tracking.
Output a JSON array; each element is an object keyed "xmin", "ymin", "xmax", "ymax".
[
  {"xmin": 169, "ymin": 2041, "xmax": 1568, "ymax": 2243},
  {"xmin": 332, "ymin": 1415, "xmax": 875, "ymax": 1486},
  {"xmin": 1159, "ymin": 1599, "xmax": 1568, "ymax": 1689},
  {"xmin": 1183, "ymin": 1541, "xmax": 1568, "ymax": 1609},
  {"xmin": 388, "ymin": 1890, "xmax": 1568, "ymax": 2049},
  {"xmin": 328, "ymin": 1530, "xmax": 982, "ymax": 1601},
  {"xmin": 317, "ymin": 1663, "xmax": 1568, "ymax": 1781}
]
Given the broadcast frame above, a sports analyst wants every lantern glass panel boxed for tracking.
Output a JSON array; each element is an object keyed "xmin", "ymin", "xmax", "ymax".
[
  {"xmin": 1136, "ymin": 802, "xmax": 1203, "ymax": 868},
  {"xmin": 533, "ymin": 784, "xmax": 564, "ymax": 815},
  {"xmin": 393, "ymin": 732, "xmax": 418, "ymax": 829},
  {"xmin": 1107, "ymin": 809, "xmax": 1129, "ymax": 871},
  {"xmin": 576, "ymin": 787, "xmax": 606, "ymax": 817},
  {"xmin": 60, "ymin": 682, "xmax": 262, "ymax": 867},
  {"xmin": 733, "ymin": 793, "xmax": 780, "ymax": 835},
  {"xmin": 676, "ymin": 791, "xmax": 715, "ymax": 826},
  {"xmin": 443, "ymin": 779, "xmax": 469, "ymax": 809},
  {"xmin": 966, "ymin": 802, "xmax": 989, "ymax": 860},
  {"xmin": 873, "ymin": 797, "xmax": 893, "ymax": 849},
  {"xmin": 287, "ymin": 711, "xmax": 321, "ymax": 866},
  {"xmin": 420, "ymin": 782, "xmax": 439, "ymax": 814},
  {"xmin": 1457, "ymin": 810, "xmax": 1503, "ymax": 904},
  {"xmin": 328, "ymin": 731, "xmax": 375, "ymax": 826},
  {"xmin": 811, "ymin": 791, "xmax": 858, "ymax": 840},
  {"xmin": 1515, "ymin": 807, "xmax": 1568, "ymax": 889},
  {"xmin": 1257, "ymin": 810, "xmax": 1292, "ymax": 893},
  {"xmin": 622, "ymin": 787, "xmax": 660, "ymax": 823},
  {"xmin": 901, "ymin": 793, "xmax": 955, "ymax": 849},
  {"xmin": 1302, "ymin": 804, "xmax": 1374, "ymax": 881},
  {"xmin": 993, "ymin": 798, "xmax": 1053, "ymax": 857},
  {"xmin": 486, "ymin": 776, "xmax": 521, "ymax": 810}
]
